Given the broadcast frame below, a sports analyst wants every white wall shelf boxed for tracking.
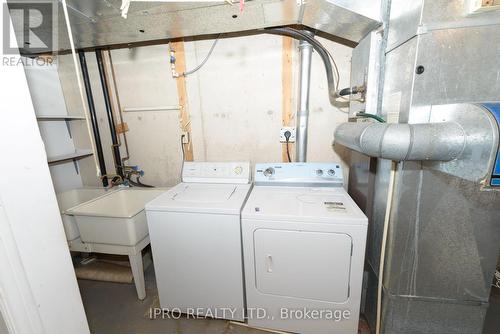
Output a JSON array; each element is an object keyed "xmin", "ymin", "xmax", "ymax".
[
  {"xmin": 36, "ymin": 115, "xmax": 86, "ymax": 120},
  {"xmin": 25, "ymin": 58, "xmax": 95, "ymax": 192},
  {"xmin": 47, "ymin": 149, "xmax": 93, "ymax": 175},
  {"xmin": 37, "ymin": 116, "xmax": 86, "ymax": 138},
  {"xmin": 47, "ymin": 149, "xmax": 93, "ymax": 164}
]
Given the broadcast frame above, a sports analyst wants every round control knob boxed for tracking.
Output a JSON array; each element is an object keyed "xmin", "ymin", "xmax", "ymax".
[
  {"xmin": 234, "ymin": 166, "xmax": 243, "ymax": 175},
  {"xmin": 328, "ymin": 169, "xmax": 336, "ymax": 176},
  {"xmin": 263, "ymin": 167, "xmax": 275, "ymax": 177},
  {"xmin": 316, "ymin": 169, "xmax": 324, "ymax": 176}
]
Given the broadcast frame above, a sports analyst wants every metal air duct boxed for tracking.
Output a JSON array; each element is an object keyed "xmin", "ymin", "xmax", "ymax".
[{"xmin": 334, "ymin": 122, "xmax": 466, "ymax": 161}]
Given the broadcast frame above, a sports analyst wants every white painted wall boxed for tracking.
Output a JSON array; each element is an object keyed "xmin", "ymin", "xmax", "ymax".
[
  {"xmin": 186, "ymin": 34, "xmax": 284, "ymax": 164},
  {"xmin": 0, "ymin": 6, "xmax": 90, "ymax": 333},
  {"xmin": 59, "ymin": 34, "xmax": 353, "ymax": 187},
  {"xmin": 0, "ymin": 309, "xmax": 8, "ymax": 334}
]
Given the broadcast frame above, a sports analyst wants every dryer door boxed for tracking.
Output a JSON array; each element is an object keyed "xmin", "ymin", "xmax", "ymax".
[{"xmin": 254, "ymin": 229, "xmax": 352, "ymax": 303}]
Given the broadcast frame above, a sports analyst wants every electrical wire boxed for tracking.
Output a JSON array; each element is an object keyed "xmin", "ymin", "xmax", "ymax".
[
  {"xmin": 357, "ymin": 112, "xmax": 386, "ymax": 123},
  {"xmin": 180, "ymin": 134, "xmax": 186, "ymax": 181},
  {"xmin": 376, "ymin": 162, "xmax": 397, "ymax": 334},
  {"xmin": 277, "ymin": 28, "xmax": 362, "ymax": 105},
  {"xmin": 263, "ymin": 27, "xmax": 338, "ymax": 105},
  {"xmin": 284, "ymin": 28, "xmax": 341, "ymax": 91},
  {"xmin": 328, "ymin": 49, "xmax": 341, "ymax": 91},
  {"xmin": 283, "ymin": 130, "xmax": 292, "ymax": 162},
  {"xmin": 129, "ymin": 175, "xmax": 154, "ymax": 188},
  {"xmin": 285, "ymin": 28, "xmax": 354, "ymax": 104},
  {"xmin": 180, "ymin": 135, "xmax": 186, "ymax": 161},
  {"xmin": 286, "ymin": 139, "xmax": 291, "ymax": 163},
  {"xmin": 180, "ymin": 35, "xmax": 221, "ymax": 77},
  {"xmin": 287, "ymin": 28, "xmax": 351, "ymax": 103},
  {"xmin": 137, "ymin": 176, "xmax": 154, "ymax": 187}
]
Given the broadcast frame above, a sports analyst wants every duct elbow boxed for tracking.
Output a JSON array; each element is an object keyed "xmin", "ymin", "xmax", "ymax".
[{"xmin": 334, "ymin": 122, "xmax": 466, "ymax": 161}]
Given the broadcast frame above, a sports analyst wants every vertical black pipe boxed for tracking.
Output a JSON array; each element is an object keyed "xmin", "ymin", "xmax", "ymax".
[
  {"xmin": 95, "ymin": 49, "xmax": 123, "ymax": 177},
  {"xmin": 78, "ymin": 51, "xmax": 108, "ymax": 187}
]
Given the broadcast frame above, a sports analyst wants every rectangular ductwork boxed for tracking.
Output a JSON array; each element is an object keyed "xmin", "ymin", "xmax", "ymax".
[
  {"xmin": 10, "ymin": 0, "xmax": 382, "ymax": 52},
  {"xmin": 340, "ymin": 1, "xmax": 500, "ymax": 333}
]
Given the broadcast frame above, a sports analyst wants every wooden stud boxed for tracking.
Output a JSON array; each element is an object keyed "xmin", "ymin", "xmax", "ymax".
[
  {"xmin": 481, "ymin": 0, "xmax": 499, "ymax": 7},
  {"xmin": 170, "ymin": 41, "xmax": 194, "ymax": 161},
  {"xmin": 116, "ymin": 122, "xmax": 129, "ymax": 134},
  {"xmin": 281, "ymin": 36, "xmax": 294, "ymax": 162}
]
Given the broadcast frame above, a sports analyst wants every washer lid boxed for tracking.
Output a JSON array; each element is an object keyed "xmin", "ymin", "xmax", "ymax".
[
  {"xmin": 173, "ymin": 184, "xmax": 237, "ymax": 203},
  {"xmin": 242, "ymin": 186, "xmax": 367, "ymax": 224},
  {"xmin": 146, "ymin": 183, "xmax": 252, "ymax": 215}
]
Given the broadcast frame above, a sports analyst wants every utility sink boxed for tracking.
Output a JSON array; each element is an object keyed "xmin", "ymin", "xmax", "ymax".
[
  {"xmin": 57, "ymin": 187, "xmax": 114, "ymax": 241},
  {"xmin": 66, "ymin": 188, "xmax": 165, "ymax": 246}
]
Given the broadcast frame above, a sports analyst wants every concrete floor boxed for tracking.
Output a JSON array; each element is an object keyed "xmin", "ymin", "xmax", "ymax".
[
  {"xmin": 483, "ymin": 286, "xmax": 500, "ymax": 334},
  {"xmin": 78, "ymin": 264, "xmax": 499, "ymax": 334},
  {"xmin": 79, "ymin": 264, "xmax": 372, "ymax": 334},
  {"xmin": 78, "ymin": 265, "xmax": 267, "ymax": 334}
]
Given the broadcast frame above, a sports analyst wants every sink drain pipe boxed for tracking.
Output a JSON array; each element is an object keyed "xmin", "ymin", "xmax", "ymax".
[
  {"xmin": 96, "ymin": 49, "xmax": 123, "ymax": 178},
  {"xmin": 78, "ymin": 51, "xmax": 109, "ymax": 187}
]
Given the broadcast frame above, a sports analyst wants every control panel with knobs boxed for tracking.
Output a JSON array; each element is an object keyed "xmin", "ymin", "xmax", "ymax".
[
  {"xmin": 182, "ymin": 162, "xmax": 251, "ymax": 184},
  {"xmin": 263, "ymin": 167, "xmax": 275, "ymax": 177},
  {"xmin": 254, "ymin": 163, "xmax": 343, "ymax": 186},
  {"xmin": 234, "ymin": 166, "xmax": 243, "ymax": 175}
]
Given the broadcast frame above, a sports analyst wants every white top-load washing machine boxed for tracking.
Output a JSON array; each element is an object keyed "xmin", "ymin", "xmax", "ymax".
[
  {"xmin": 242, "ymin": 163, "xmax": 368, "ymax": 334},
  {"xmin": 145, "ymin": 162, "xmax": 252, "ymax": 321}
]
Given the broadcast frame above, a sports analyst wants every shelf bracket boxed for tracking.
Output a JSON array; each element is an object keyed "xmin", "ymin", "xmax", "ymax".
[
  {"xmin": 72, "ymin": 159, "xmax": 80, "ymax": 174},
  {"xmin": 65, "ymin": 120, "xmax": 72, "ymax": 138}
]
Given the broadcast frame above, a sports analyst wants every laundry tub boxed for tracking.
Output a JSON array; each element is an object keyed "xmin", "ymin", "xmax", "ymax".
[
  {"xmin": 66, "ymin": 189, "xmax": 165, "ymax": 246},
  {"xmin": 57, "ymin": 187, "xmax": 112, "ymax": 241}
]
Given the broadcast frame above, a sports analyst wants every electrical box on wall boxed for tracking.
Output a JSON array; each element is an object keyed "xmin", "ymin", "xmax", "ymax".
[
  {"xmin": 280, "ymin": 127, "xmax": 296, "ymax": 143},
  {"xmin": 181, "ymin": 131, "xmax": 190, "ymax": 144}
]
